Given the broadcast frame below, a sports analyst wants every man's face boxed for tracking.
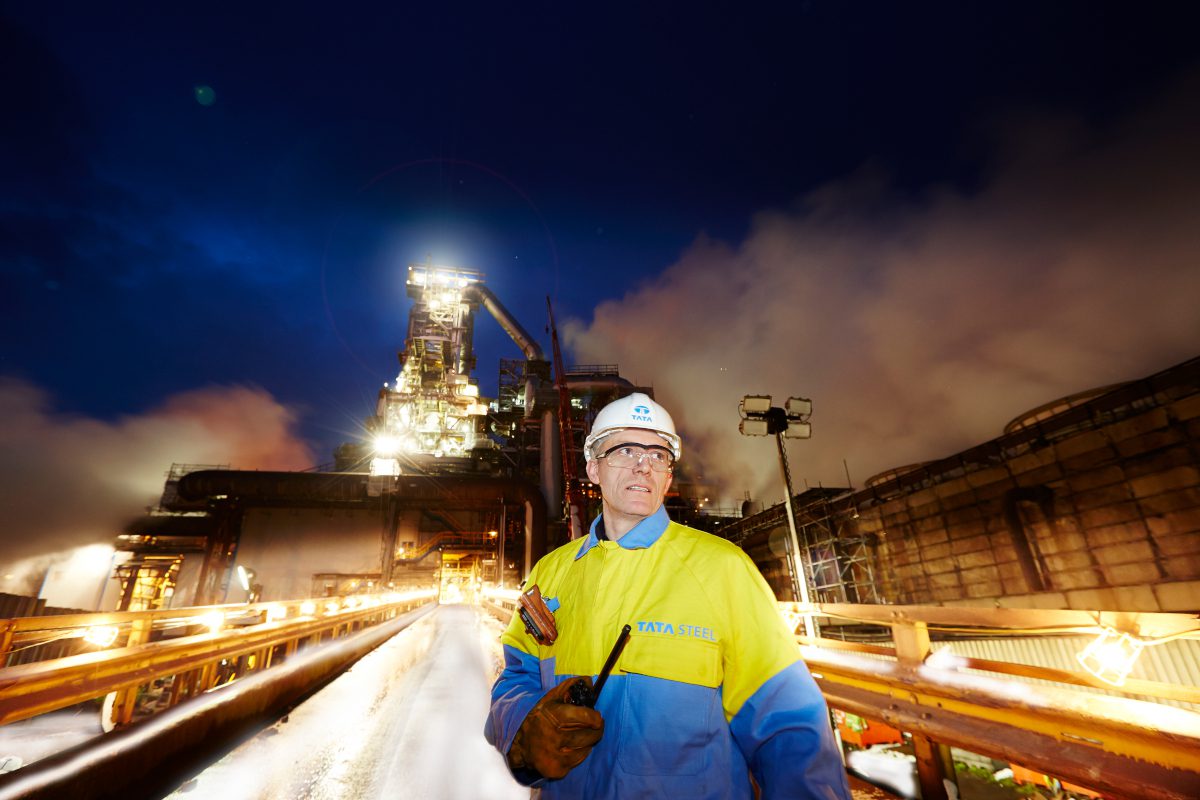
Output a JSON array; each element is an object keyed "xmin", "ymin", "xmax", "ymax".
[{"xmin": 585, "ymin": 428, "xmax": 674, "ymax": 533}]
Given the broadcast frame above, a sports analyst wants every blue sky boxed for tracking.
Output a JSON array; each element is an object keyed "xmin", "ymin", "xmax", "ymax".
[{"xmin": 3, "ymin": 2, "xmax": 1199, "ymax": 498}]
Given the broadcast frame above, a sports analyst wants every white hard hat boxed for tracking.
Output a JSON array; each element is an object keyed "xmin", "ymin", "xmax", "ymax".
[{"xmin": 583, "ymin": 392, "xmax": 682, "ymax": 462}]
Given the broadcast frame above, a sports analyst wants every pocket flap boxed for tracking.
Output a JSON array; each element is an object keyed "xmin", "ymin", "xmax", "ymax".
[{"xmin": 621, "ymin": 633, "xmax": 721, "ymax": 688}]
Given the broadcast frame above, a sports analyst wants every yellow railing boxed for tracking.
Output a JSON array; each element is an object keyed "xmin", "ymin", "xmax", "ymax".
[
  {"xmin": 7, "ymin": 594, "xmax": 1196, "ymax": 799},
  {"xmin": 0, "ymin": 590, "xmax": 437, "ymax": 727},
  {"xmin": 786, "ymin": 602, "xmax": 1200, "ymax": 800}
]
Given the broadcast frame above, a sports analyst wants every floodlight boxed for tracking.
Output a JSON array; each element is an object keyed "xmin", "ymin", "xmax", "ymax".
[
  {"xmin": 785, "ymin": 397, "xmax": 813, "ymax": 418},
  {"xmin": 739, "ymin": 418, "xmax": 770, "ymax": 436},
  {"xmin": 784, "ymin": 421, "xmax": 812, "ymax": 439},
  {"xmin": 740, "ymin": 395, "xmax": 772, "ymax": 416},
  {"xmin": 237, "ymin": 565, "xmax": 255, "ymax": 592},
  {"xmin": 1077, "ymin": 627, "xmax": 1145, "ymax": 687}
]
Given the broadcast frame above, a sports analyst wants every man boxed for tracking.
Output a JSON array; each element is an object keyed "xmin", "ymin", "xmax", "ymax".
[{"xmin": 485, "ymin": 392, "xmax": 851, "ymax": 799}]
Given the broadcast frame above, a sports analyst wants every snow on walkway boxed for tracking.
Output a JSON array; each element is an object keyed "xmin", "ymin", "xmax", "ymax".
[{"xmin": 164, "ymin": 604, "xmax": 528, "ymax": 800}]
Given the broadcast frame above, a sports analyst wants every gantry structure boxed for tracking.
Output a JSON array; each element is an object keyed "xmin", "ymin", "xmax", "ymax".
[{"xmin": 369, "ymin": 263, "xmax": 491, "ymax": 465}]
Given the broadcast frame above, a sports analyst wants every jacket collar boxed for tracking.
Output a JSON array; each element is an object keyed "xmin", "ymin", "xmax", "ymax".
[{"xmin": 575, "ymin": 505, "xmax": 670, "ymax": 560}]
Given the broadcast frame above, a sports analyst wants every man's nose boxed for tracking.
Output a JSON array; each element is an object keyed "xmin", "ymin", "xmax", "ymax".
[{"xmin": 631, "ymin": 453, "xmax": 652, "ymax": 473}]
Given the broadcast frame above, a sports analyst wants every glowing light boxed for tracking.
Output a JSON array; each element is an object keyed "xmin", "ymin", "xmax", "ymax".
[
  {"xmin": 324, "ymin": 601, "xmax": 340, "ymax": 615},
  {"xmin": 300, "ymin": 601, "xmax": 317, "ymax": 615},
  {"xmin": 373, "ymin": 434, "xmax": 401, "ymax": 455},
  {"xmin": 82, "ymin": 625, "xmax": 119, "ymax": 648},
  {"xmin": 199, "ymin": 612, "xmax": 224, "ymax": 634},
  {"xmin": 483, "ymin": 586, "xmax": 521, "ymax": 602},
  {"xmin": 236, "ymin": 565, "xmax": 255, "ymax": 593},
  {"xmin": 265, "ymin": 605, "xmax": 287, "ymax": 621},
  {"xmin": 1077, "ymin": 627, "xmax": 1145, "ymax": 686},
  {"xmin": 370, "ymin": 457, "xmax": 401, "ymax": 477}
]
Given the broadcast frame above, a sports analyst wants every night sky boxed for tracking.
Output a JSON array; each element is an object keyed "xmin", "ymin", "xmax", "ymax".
[{"xmin": 3, "ymin": 2, "xmax": 1200, "ymax": 563}]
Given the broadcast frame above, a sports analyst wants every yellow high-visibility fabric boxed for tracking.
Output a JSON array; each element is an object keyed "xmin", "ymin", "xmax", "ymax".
[{"xmin": 502, "ymin": 520, "xmax": 800, "ymax": 723}]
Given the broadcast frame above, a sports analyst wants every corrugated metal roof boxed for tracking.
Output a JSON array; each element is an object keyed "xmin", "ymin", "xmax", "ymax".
[{"xmin": 930, "ymin": 635, "xmax": 1200, "ymax": 712}]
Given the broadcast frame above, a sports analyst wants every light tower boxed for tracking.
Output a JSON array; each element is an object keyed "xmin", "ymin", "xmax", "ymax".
[{"xmin": 738, "ymin": 394, "xmax": 817, "ymax": 637}]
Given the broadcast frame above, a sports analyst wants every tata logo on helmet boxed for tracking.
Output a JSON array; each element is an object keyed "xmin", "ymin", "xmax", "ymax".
[{"xmin": 631, "ymin": 404, "xmax": 653, "ymax": 422}]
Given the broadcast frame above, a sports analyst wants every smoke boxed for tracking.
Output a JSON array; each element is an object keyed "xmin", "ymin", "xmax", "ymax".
[
  {"xmin": 565, "ymin": 72, "xmax": 1200, "ymax": 505},
  {"xmin": 0, "ymin": 379, "xmax": 316, "ymax": 576}
]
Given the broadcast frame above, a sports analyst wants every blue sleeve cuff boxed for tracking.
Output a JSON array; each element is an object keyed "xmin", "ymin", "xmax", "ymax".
[
  {"xmin": 484, "ymin": 644, "xmax": 549, "ymax": 785},
  {"xmin": 729, "ymin": 662, "xmax": 852, "ymax": 800}
]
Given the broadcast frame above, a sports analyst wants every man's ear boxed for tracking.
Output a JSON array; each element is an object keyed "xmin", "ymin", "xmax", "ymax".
[{"xmin": 585, "ymin": 458, "xmax": 600, "ymax": 484}]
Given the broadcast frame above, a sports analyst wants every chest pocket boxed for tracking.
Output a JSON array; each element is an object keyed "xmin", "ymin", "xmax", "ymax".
[
  {"xmin": 618, "ymin": 634, "xmax": 724, "ymax": 778},
  {"xmin": 621, "ymin": 633, "xmax": 722, "ymax": 687}
]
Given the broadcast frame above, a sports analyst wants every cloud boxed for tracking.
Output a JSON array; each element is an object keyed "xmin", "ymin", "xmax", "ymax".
[
  {"xmin": 565, "ymin": 71, "xmax": 1200, "ymax": 505},
  {"xmin": 0, "ymin": 379, "xmax": 315, "ymax": 568}
]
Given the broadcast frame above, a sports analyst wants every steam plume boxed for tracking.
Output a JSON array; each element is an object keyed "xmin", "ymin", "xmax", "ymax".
[
  {"xmin": 566, "ymin": 73, "xmax": 1200, "ymax": 505},
  {"xmin": 0, "ymin": 380, "xmax": 315, "ymax": 578}
]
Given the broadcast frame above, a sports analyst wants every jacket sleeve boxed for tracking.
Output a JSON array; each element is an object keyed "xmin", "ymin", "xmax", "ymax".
[
  {"xmin": 483, "ymin": 572, "xmax": 549, "ymax": 784},
  {"xmin": 722, "ymin": 551, "xmax": 852, "ymax": 800},
  {"xmin": 484, "ymin": 643, "xmax": 547, "ymax": 785}
]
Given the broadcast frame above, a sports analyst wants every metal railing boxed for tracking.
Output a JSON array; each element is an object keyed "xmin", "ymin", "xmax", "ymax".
[
  {"xmin": 0, "ymin": 590, "xmax": 437, "ymax": 728},
  {"xmin": 787, "ymin": 602, "xmax": 1200, "ymax": 800},
  {"xmin": 4, "ymin": 594, "xmax": 1197, "ymax": 799}
]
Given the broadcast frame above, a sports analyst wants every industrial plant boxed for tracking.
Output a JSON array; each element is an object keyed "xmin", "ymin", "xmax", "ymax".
[
  {"xmin": 111, "ymin": 263, "xmax": 657, "ymax": 611},
  {"xmin": 2, "ymin": 263, "xmax": 1198, "ymax": 800}
]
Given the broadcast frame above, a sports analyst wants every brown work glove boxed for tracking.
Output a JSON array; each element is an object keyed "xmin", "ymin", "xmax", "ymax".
[{"xmin": 508, "ymin": 676, "xmax": 604, "ymax": 780}]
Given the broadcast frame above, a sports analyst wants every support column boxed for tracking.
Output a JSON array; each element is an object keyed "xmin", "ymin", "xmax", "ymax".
[{"xmin": 892, "ymin": 621, "xmax": 952, "ymax": 800}]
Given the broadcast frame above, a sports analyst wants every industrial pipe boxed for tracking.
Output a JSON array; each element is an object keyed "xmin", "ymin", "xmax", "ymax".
[
  {"xmin": 563, "ymin": 375, "xmax": 635, "ymax": 392},
  {"xmin": 463, "ymin": 284, "xmax": 543, "ymax": 361}
]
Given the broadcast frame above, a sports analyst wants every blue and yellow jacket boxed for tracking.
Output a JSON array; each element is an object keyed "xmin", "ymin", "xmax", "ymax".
[{"xmin": 485, "ymin": 506, "xmax": 851, "ymax": 799}]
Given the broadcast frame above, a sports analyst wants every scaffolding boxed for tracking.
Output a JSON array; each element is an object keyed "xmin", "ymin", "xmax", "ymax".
[{"xmin": 720, "ymin": 488, "xmax": 883, "ymax": 606}]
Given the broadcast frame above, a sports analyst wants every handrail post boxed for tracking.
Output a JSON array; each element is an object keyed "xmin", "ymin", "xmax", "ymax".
[
  {"xmin": 891, "ymin": 620, "xmax": 951, "ymax": 800},
  {"xmin": 113, "ymin": 616, "xmax": 154, "ymax": 726},
  {"xmin": 0, "ymin": 620, "xmax": 15, "ymax": 666}
]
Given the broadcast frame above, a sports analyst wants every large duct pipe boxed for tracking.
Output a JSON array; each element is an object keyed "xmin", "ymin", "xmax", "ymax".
[
  {"xmin": 463, "ymin": 283, "xmax": 547, "ymax": 422},
  {"xmin": 462, "ymin": 282, "xmax": 559, "ymax": 528},
  {"xmin": 463, "ymin": 284, "xmax": 543, "ymax": 361},
  {"xmin": 563, "ymin": 376, "xmax": 635, "ymax": 392}
]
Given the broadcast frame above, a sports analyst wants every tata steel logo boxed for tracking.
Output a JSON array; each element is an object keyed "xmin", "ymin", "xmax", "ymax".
[{"xmin": 631, "ymin": 404, "xmax": 653, "ymax": 422}]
